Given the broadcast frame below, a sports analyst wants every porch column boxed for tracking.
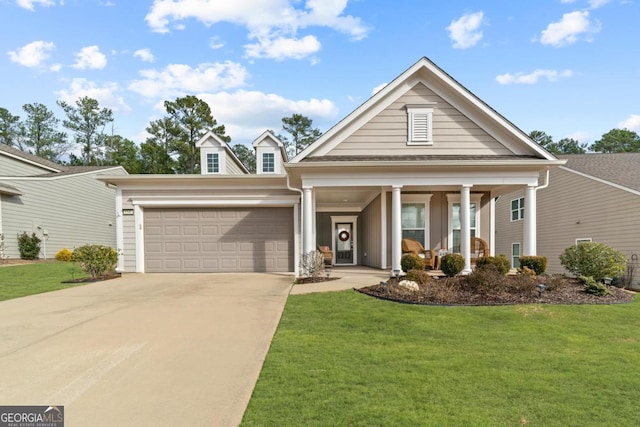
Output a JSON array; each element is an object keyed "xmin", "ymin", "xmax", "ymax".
[
  {"xmin": 460, "ymin": 185, "xmax": 472, "ymax": 274},
  {"xmin": 302, "ymin": 187, "xmax": 314, "ymax": 254},
  {"xmin": 391, "ymin": 185, "xmax": 402, "ymax": 273},
  {"xmin": 523, "ymin": 185, "xmax": 537, "ymax": 256}
]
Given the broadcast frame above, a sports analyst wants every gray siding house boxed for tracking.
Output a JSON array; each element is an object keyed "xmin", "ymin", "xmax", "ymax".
[
  {"xmin": 99, "ymin": 57, "xmax": 564, "ymax": 275},
  {"xmin": 496, "ymin": 153, "xmax": 640, "ymax": 283},
  {"xmin": 0, "ymin": 143, "xmax": 128, "ymax": 259}
]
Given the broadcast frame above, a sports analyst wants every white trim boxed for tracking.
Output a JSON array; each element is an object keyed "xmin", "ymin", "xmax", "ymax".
[
  {"xmin": 0, "ymin": 166, "xmax": 126, "ymax": 181},
  {"xmin": 489, "ymin": 195, "xmax": 496, "ymax": 256},
  {"xmin": 446, "ymin": 192, "xmax": 482, "ymax": 254},
  {"xmin": 510, "ymin": 196, "xmax": 525, "ymax": 222},
  {"xmin": 331, "ymin": 215, "xmax": 358, "ymax": 266},
  {"xmin": 293, "ymin": 202, "xmax": 300, "ymax": 277},
  {"xmin": 134, "ymin": 205, "xmax": 144, "ymax": 273},
  {"xmin": 128, "ymin": 196, "xmax": 299, "ymax": 207},
  {"xmin": 115, "ymin": 188, "xmax": 124, "ymax": 272},
  {"xmin": 261, "ymin": 152, "xmax": 276, "ymax": 173},
  {"xmin": 206, "ymin": 152, "xmax": 220, "ymax": 174},
  {"xmin": 407, "ymin": 106, "xmax": 433, "ymax": 145},
  {"xmin": 511, "ymin": 242, "xmax": 521, "ymax": 268},
  {"xmin": 576, "ymin": 238, "xmax": 592, "ymax": 245},
  {"xmin": 380, "ymin": 189, "xmax": 387, "ymax": 269},
  {"xmin": 401, "ymin": 194, "xmax": 433, "ymax": 248},
  {"xmin": 559, "ymin": 166, "xmax": 640, "ymax": 197}
]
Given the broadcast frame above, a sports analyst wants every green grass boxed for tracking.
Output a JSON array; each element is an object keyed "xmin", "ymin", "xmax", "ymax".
[
  {"xmin": 243, "ymin": 291, "xmax": 640, "ymax": 427},
  {"xmin": 0, "ymin": 261, "xmax": 85, "ymax": 301}
]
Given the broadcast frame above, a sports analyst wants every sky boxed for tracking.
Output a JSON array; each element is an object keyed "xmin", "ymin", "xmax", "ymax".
[{"xmin": 2, "ymin": 0, "xmax": 640, "ymax": 150}]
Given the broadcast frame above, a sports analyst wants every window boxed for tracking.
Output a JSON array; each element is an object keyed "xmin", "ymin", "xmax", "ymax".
[
  {"xmin": 402, "ymin": 203, "xmax": 426, "ymax": 246},
  {"xmin": 262, "ymin": 152, "xmax": 275, "ymax": 173},
  {"xmin": 511, "ymin": 197, "xmax": 525, "ymax": 221},
  {"xmin": 207, "ymin": 153, "xmax": 219, "ymax": 173},
  {"xmin": 512, "ymin": 243, "xmax": 521, "ymax": 268},
  {"xmin": 576, "ymin": 238, "xmax": 592, "ymax": 245},
  {"xmin": 451, "ymin": 202, "xmax": 477, "ymax": 253},
  {"xmin": 407, "ymin": 106, "xmax": 434, "ymax": 145}
]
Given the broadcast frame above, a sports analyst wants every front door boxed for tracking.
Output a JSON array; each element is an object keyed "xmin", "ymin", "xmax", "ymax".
[{"xmin": 335, "ymin": 223, "xmax": 353, "ymax": 264}]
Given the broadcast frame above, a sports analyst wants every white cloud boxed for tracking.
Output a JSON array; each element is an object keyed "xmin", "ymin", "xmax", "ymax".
[
  {"xmin": 446, "ymin": 11, "xmax": 485, "ymax": 49},
  {"xmin": 209, "ymin": 36, "xmax": 224, "ymax": 50},
  {"xmin": 197, "ymin": 89, "xmax": 339, "ymax": 144},
  {"xmin": 372, "ymin": 82, "xmax": 387, "ymax": 95},
  {"xmin": 133, "ymin": 48, "xmax": 154, "ymax": 63},
  {"xmin": 588, "ymin": 0, "xmax": 611, "ymax": 9},
  {"xmin": 73, "ymin": 45, "xmax": 107, "ymax": 69},
  {"xmin": 538, "ymin": 11, "xmax": 601, "ymax": 47},
  {"xmin": 16, "ymin": 0, "xmax": 57, "ymax": 10},
  {"xmin": 144, "ymin": 0, "xmax": 368, "ymax": 60},
  {"xmin": 7, "ymin": 40, "xmax": 55, "ymax": 67},
  {"xmin": 56, "ymin": 78, "xmax": 131, "ymax": 113},
  {"xmin": 245, "ymin": 35, "xmax": 321, "ymax": 60},
  {"xmin": 128, "ymin": 61, "xmax": 249, "ymax": 99},
  {"xmin": 619, "ymin": 114, "xmax": 640, "ymax": 132},
  {"xmin": 496, "ymin": 69, "xmax": 573, "ymax": 85},
  {"xmin": 49, "ymin": 63, "xmax": 62, "ymax": 72}
]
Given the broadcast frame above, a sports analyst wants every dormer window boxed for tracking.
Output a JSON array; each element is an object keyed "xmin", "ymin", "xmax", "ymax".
[
  {"xmin": 407, "ymin": 105, "xmax": 435, "ymax": 145},
  {"xmin": 207, "ymin": 153, "xmax": 219, "ymax": 173},
  {"xmin": 262, "ymin": 152, "xmax": 275, "ymax": 173}
]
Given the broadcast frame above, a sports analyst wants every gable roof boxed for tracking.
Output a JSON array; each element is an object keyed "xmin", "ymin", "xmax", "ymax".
[
  {"xmin": 0, "ymin": 143, "xmax": 64, "ymax": 173},
  {"xmin": 195, "ymin": 131, "xmax": 250, "ymax": 174},
  {"xmin": 252, "ymin": 130, "xmax": 289, "ymax": 161},
  {"xmin": 290, "ymin": 57, "xmax": 557, "ymax": 164},
  {"xmin": 559, "ymin": 153, "xmax": 640, "ymax": 193}
]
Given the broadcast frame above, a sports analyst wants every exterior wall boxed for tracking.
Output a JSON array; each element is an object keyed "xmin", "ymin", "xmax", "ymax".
[
  {"xmin": 361, "ymin": 194, "xmax": 381, "ymax": 268},
  {"xmin": 496, "ymin": 167, "xmax": 640, "ymax": 275},
  {"xmin": 121, "ymin": 197, "xmax": 136, "ymax": 272},
  {"xmin": 255, "ymin": 138, "xmax": 284, "ymax": 174},
  {"xmin": 1, "ymin": 168, "xmax": 125, "ymax": 259},
  {"xmin": 325, "ymin": 83, "xmax": 513, "ymax": 157},
  {"xmin": 226, "ymin": 156, "xmax": 246, "ymax": 175},
  {"xmin": 0, "ymin": 155, "xmax": 52, "ymax": 177}
]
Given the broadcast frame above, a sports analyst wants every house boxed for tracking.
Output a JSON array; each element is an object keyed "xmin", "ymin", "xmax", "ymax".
[
  {"xmin": 496, "ymin": 153, "xmax": 640, "ymax": 282},
  {"xmin": 0, "ymin": 143, "xmax": 128, "ymax": 259},
  {"xmin": 98, "ymin": 57, "xmax": 564, "ymax": 275}
]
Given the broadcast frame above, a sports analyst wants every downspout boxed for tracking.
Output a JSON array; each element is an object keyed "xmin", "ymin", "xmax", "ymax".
[
  {"xmin": 535, "ymin": 169, "xmax": 550, "ymax": 193},
  {"xmin": 286, "ymin": 172, "xmax": 303, "ymax": 277}
]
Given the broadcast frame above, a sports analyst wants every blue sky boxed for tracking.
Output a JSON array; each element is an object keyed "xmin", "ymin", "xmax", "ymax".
[{"xmin": 2, "ymin": 0, "xmax": 639, "ymax": 149}]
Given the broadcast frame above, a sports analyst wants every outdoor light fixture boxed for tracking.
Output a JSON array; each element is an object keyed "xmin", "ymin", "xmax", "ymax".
[
  {"xmin": 537, "ymin": 283, "xmax": 546, "ymax": 297},
  {"xmin": 603, "ymin": 277, "xmax": 612, "ymax": 286},
  {"xmin": 325, "ymin": 267, "xmax": 332, "ymax": 279}
]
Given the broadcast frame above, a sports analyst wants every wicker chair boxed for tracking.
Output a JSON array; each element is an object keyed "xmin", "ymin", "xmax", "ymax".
[
  {"xmin": 470, "ymin": 237, "xmax": 489, "ymax": 264},
  {"xmin": 317, "ymin": 246, "xmax": 333, "ymax": 266},
  {"xmin": 401, "ymin": 238, "xmax": 437, "ymax": 269}
]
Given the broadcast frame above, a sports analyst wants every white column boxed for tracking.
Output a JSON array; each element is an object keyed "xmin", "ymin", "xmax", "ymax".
[
  {"xmin": 460, "ymin": 185, "xmax": 472, "ymax": 274},
  {"xmin": 489, "ymin": 194, "xmax": 496, "ymax": 257},
  {"xmin": 524, "ymin": 185, "xmax": 537, "ymax": 256},
  {"xmin": 391, "ymin": 186, "xmax": 402, "ymax": 273},
  {"xmin": 380, "ymin": 189, "xmax": 387, "ymax": 269},
  {"xmin": 134, "ymin": 204, "xmax": 144, "ymax": 273},
  {"xmin": 115, "ymin": 188, "xmax": 124, "ymax": 272},
  {"xmin": 302, "ymin": 187, "xmax": 314, "ymax": 254},
  {"xmin": 293, "ymin": 202, "xmax": 300, "ymax": 277}
]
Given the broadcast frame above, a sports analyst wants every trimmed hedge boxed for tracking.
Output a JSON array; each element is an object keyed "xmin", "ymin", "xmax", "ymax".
[
  {"xmin": 401, "ymin": 253, "xmax": 426, "ymax": 272},
  {"xmin": 440, "ymin": 253, "xmax": 465, "ymax": 277},
  {"xmin": 475, "ymin": 255, "xmax": 511, "ymax": 276},
  {"xmin": 519, "ymin": 256, "xmax": 547, "ymax": 275}
]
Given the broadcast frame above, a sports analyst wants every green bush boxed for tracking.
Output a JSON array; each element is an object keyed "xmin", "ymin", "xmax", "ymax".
[
  {"xmin": 475, "ymin": 255, "xmax": 511, "ymax": 276},
  {"xmin": 440, "ymin": 253, "xmax": 465, "ymax": 277},
  {"xmin": 404, "ymin": 269, "xmax": 431, "ymax": 285},
  {"xmin": 401, "ymin": 253, "xmax": 426, "ymax": 272},
  {"xmin": 55, "ymin": 248, "xmax": 73, "ymax": 262},
  {"xmin": 17, "ymin": 232, "xmax": 41, "ymax": 260},
  {"xmin": 560, "ymin": 242, "xmax": 626, "ymax": 281},
  {"xmin": 72, "ymin": 244, "xmax": 118, "ymax": 278},
  {"xmin": 519, "ymin": 256, "xmax": 547, "ymax": 275},
  {"xmin": 580, "ymin": 275, "xmax": 610, "ymax": 296}
]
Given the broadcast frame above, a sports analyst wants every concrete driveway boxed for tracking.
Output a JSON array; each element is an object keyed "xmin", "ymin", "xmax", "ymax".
[{"xmin": 0, "ymin": 273, "xmax": 292, "ymax": 426}]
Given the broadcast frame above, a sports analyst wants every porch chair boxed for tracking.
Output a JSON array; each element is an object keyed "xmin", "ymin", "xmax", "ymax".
[
  {"xmin": 470, "ymin": 237, "xmax": 489, "ymax": 265},
  {"xmin": 317, "ymin": 245, "xmax": 333, "ymax": 266},
  {"xmin": 401, "ymin": 238, "xmax": 436, "ymax": 269}
]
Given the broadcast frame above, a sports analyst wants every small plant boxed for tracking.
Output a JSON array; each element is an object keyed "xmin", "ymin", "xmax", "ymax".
[
  {"xmin": 475, "ymin": 255, "xmax": 511, "ymax": 276},
  {"xmin": 404, "ymin": 269, "xmax": 431, "ymax": 285},
  {"xmin": 580, "ymin": 275, "xmax": 610, "ymax": 296},
  {"xmin": 465, "ymin": 264, "xmax": 508, "ymax": 293},
  {"xmin": 0, "ymin": 234, "xmax": 6, "ymax": 262},
  {"xmin": 401, "ymin": 253, "xmax": 426, "ymax": 272},
  {"xmin": 299, "ymin": 250, "xmax": 325, "ymax": 281},
  {"xmin": 17, "ymin": 231, "xmax": 41, "ymax": 260},
  {"xmin": 544, "ymin": 274, "xmax": 568, "ymax": 291},
  {"xmin": 72, "ymin": 244, "xmax": 118, "ymax": 279},
  {"xmin": 517, "ymin": 266, "xmax": 536, "ymax": 278},
  {"xmin": 560, "ymin": 242, "xmax": 626, "ymax": 282},
  {"xmin": 519, "ymin": 256, "xmax": 547, "ymax": 275},
  {"xmin": 440, "ymin": 253, "xmax": 465, "ymax": 277},
  {"xmin": 55, "ymin": 248, "xmax": 74, "ymax": 262}
]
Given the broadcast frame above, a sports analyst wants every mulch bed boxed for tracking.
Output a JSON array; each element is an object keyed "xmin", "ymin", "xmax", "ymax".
[
  {"xmin": 61, "ymin": 273, "xmax": 122, "ymax": 284},
  {"xmin": 295, "ymin": 277, "xmax": 340, "ymax": 284},
  {"xmin": 357, "ymin": 275, "xmax": 636, "ymax": 306}
]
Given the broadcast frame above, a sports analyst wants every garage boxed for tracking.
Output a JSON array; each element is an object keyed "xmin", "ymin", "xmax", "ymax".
[{"xmin": 144, "ymin": 207, "xmax": 294, "ymax": 273}]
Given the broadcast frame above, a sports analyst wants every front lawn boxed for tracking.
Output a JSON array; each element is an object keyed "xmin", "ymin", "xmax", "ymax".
[
  {"xmin": 0, "ymin": 261, "xmax": 85, "ymax": 301},
  {"xmin": 243, "ymin": 291, "xmax": 640, "ymax": 426}
]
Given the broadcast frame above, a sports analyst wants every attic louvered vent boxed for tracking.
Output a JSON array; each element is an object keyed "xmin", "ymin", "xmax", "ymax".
[{"xmin": 407, "ymin": 105, "xmax": 435, "ymax": 145}]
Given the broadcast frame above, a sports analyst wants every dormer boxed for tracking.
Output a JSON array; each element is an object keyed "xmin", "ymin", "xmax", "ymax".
[
  {"xmin": 252, "ymin": 131, "xmax": 288, "ymax": 174},
  {"xmin": 196, "ymin": 131, "xmax": 249, "ymax": 175}
]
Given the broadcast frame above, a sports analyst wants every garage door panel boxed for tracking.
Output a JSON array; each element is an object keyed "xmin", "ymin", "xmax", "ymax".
[{"xmin": 144, "ymin": 208, "xmax": 293, "ymax": 273}]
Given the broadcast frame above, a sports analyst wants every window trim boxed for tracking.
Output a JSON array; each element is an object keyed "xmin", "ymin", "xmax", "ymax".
[
  {"xmin": 510, "ymin": 197, "xmax": 525, "ymax": 222},
  {"xmin": 207, "ymin": 152, "xmax": 220, "ymax": 174},
  {"xmin": 401, "ymin": 194, "xmax": 433, "ymax": 248},
  {"xmin": 446, "ymin": 193, "xmax": 482, "ymax": 254},
  {"xmin": 406, "ymin": 105, "xmax": 435, "ymax": 145},
  {"xmin": 575, "ymin": 238, "xmax": 592, "ymax": 246},
  {"xmin": 511, "ymin": 242, "xmax": 521, "ymax": 268},
  {"xmin": 262, "ymin": 152, "xmax": 275, "ymax": 173}
]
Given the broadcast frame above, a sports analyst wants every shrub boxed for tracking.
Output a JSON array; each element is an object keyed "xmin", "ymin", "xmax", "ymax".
[
  {"xmin": 440, "ymin": 253, "xmax": 465, "ymax": 277},
  {"xmin": 55, "ymin": 248, "xmax": 74, "ymax": 262},
  {"xmin": 465, "ymin": 264, "xmax": 507, "ymax": 293},
  {"xmin": 519, "ymin": 256, "xmax": 547, "ymax": 275},
  {"xmin": 580, "ymin": 275, "xmax": 610, "ymax": 296},
  {"xmin": 401, "ymin": 253, "xmax": 426, "ymax": 272},
  {"xmin": 72, "ymin": 244, "xmax": 118, "ymax": 279},
  {"xmin": 299, "ymin": 250, "xmax": 325, "ymax": 281},
  {"xmin": 17, "ymin": 231, "xmax": 41, "ymax": 260},
  {"xmin": 544, "ymin": 274, "xmax": 568, "ymax": 292},
  {"xmin": 475, "ymin": 255, "xmax": 511, "ymax": 276},
  {"xmin": 560, "ymin": 242, "xmax": 626, "ymax": 281},
  {"xmin": 517, "ymin": 266, "xmax": 536, "ymax": 278},
  {"xmin": 405, "ymin": 269, "xmax": 431, "ymax": 285}
]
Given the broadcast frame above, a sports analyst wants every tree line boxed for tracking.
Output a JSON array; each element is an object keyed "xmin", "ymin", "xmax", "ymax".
[
  {"xmin": 529, "ymin": 129, "xmax": 640, "ymax": 154},
  {"xmin": 0, "ymin": 95, "xmax": 322, "ymax": 174}
]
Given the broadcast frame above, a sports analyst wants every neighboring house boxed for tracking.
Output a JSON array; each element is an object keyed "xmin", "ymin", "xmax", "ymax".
[
  {"xmin": 98, "ymin": 57, "xmax": 564, "ymax": 275},
  {"xmin": 496, "ymin": 153, "xmax": 640, "ymax": 283},
  {"xmin": 0, "ymin": 143, "xmax": 128, "ymax": 259}
]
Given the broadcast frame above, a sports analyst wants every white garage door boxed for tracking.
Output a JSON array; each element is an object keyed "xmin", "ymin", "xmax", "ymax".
[{"xmin": 144, "ymin": 208, "xmax": 294, "ymax": 273}]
